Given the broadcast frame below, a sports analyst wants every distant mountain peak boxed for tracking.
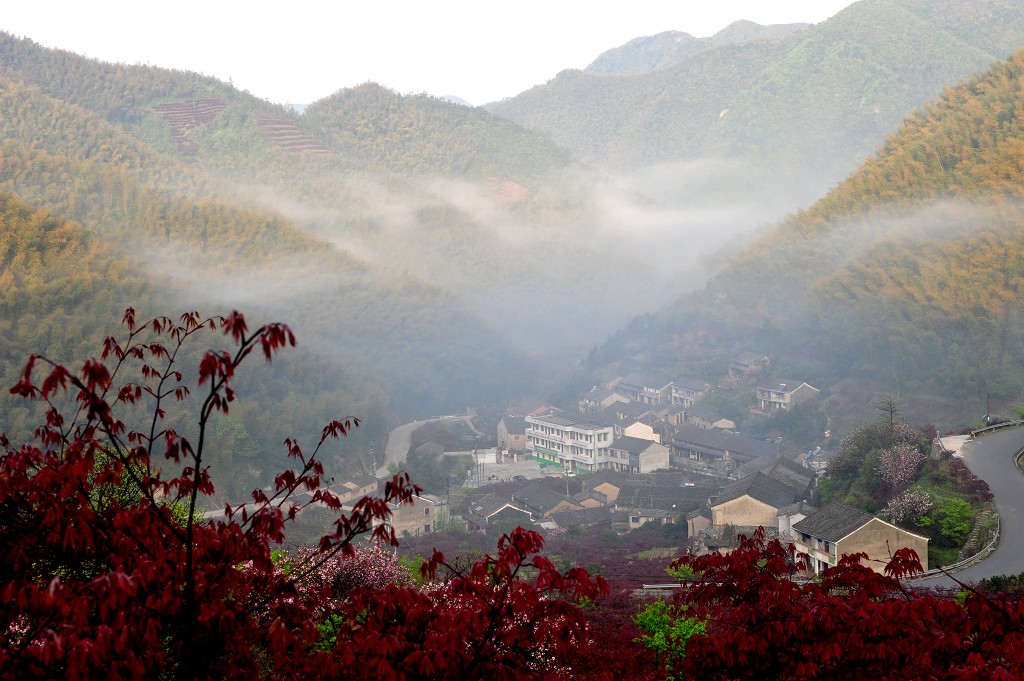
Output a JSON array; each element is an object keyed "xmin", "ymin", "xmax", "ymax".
[
  {"xmin": 585, "ymin": 22, "xmax": 808, "ymax": 76},
  {"xmin": 441, "ymin": 94, "xmax": 473, "ymax": 107}
]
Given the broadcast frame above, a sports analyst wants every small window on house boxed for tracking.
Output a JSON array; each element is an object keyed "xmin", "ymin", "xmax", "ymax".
[
  {"xmin": 631, "ymin": 516, "xmax": 640, "ymax": 523},
  {"xmin": 424, "ymin": 507, "xmax": 430, "ymax": 516},
  {"xmin": 424, "ymin": 524, "xmax": 431, "ymax": 534}
]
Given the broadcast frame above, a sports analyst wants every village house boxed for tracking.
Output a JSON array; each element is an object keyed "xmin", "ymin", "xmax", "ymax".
[
  {"xmin": 687, "ymin": 505, "xmax": 713, "ymax": 539},
  {"xmin": 777, "ymin": 500, "xmax": 817, "ymax": 541},
  {"xmin": 729, "ymin": 351, "xmax": 769, "ymax": 378},
  {"xmin": 669, "ymin": 377, "xmax": 709, "ymax": 408},
  {"xmin": 525, "ymin": 413, "xmax": 614, "ymax": 474},
  {"xmin": 550, "ymin": 506, "xmax": 613, "ymax": 531},
  {"xmin": 465, "ymin": 493, "xmax": 532, "ymax": 530},
  {"xmin": 610, "ymin": 435, "xmax": 671, "ymax": 473},
  {"xmin": 615, "ymin": 473, "xmax": 712, "ymax": 514},
  {"xmin": 512, "ymin": 482, "xmax": 582, "ymax": 519},
  {"xmin": 738, "ymin": 455, "xmax": 815, "ymax": 495},
  {"xmin": 612, "ymin": 507, "xmax": 677, "ymax": 532},
  {"xmin": 329, "ymin": 474, "xmax": 379, "ymax": 505},
  {"xmin": 386, "ymin": 493, "xmax": 446, "ymax": 538},
  {"xmin": 665, "ymin": 404, "xmax": 688, "ymax": 427},
  {"xmin": 671, "ymin": 425, "xmax": 778, "ymax": 469},
  {"xmin": 573, "ymin": 488, "xmax": 609, "ymax": 507},
  {"xmin": 685, "ymin": 405, "xmax": 737, "ymax": 431},
  {"xmin": 617, "ymin": 416, "xmax": 661, "ymax": 443},
  {"xmin": 754, "ymin": 381, "xmax": 820, "ymax": 413},
  {"xmin": 581, "ymin": 470, "xmax": 626, "ymax": 504},
  {"xmin": 496, "ymin": 415, "xmax": 528, "ymax": 456},
  {"xmin": 792, "ymin": 501, "xmax": 930, "ymax": 575},
  {"xmin": 578, "ymin": 386, "xmax": 629, "ymax": 413},
  {"xmin": 614, "ymin": 373, "xmax": 674, "ymax": 405},
  {"xmin": 711, "ymin": 471, "xmax": 809, "ymax": 531}
]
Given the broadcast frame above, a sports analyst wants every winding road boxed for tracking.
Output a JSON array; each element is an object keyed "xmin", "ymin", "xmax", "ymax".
[
  {"xmin": 377, "ymin": 419, "xmax": 424, "ymax": 478},
  {"xmin": 377, "ymin": 415, "xmax": 479, "ymax": 479},
  {"xmin": 917, "ymin": 426, "xmax": 1024, "ymax": 586}
]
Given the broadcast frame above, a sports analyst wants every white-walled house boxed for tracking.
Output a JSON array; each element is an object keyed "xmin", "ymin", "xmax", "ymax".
[
  {"xmin": 526, "ymin": 413, "xmax": 614, "ymax": 474},
  {"xmin": 755, "ymin": 381, "xmax": 820, "ymax": 413}
]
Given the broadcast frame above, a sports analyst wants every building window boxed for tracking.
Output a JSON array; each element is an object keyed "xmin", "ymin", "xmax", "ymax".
[{"xmin": 424, "ymin": 507, "xmax": 430, "ymax": 516}]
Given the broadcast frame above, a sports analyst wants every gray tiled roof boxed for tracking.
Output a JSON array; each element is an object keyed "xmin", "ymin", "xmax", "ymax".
[
  {"xmin": 715, "ymin": 472, "xmax": 804, "ymax": 509},
  {"xmin": 777, "ymin": 500, "xmax": 817, "ymax": 517},
  {"xmin": 513, "ymin": 482, "xmax": 577, "ymax": 515},
  {"xmin": 499, "ymin": 416, "xmax": 527, "ymax": 434},
  {"xmin": 583, "ymin": 470, "xmax": 627, "ymax": 490},
  {"xmin": 792, "ymin": 501, "xmax": 874, "ymax": 542},
  {"xmin": 611, "ymin": 435, "xmax": 661, "ymax": 455},
  {"xmin": 672, "ymin": 425, "xmax": 777, "ymax": 459},
  {"xmin": 467, "ymin": 493, "xmax": 531, "ymax": 521},
  {"xmin": 550, "ymin": 506, "xmax": 613, "ymax": 529},
  {"xmin": 740, "ymin": 456, "xmax": 814, "ymax": 492}
]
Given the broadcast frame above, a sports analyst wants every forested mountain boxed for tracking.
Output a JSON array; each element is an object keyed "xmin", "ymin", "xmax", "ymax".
[
  {"xmin": 4, "ymin": 0, "xmax": 1024, "ymax": 493},
  {"xmin": 0, "ymin": 30, "xmax": 721, "ymax": 497},
  {"xmin": 486, "ymin": 0, "xmax": 1024, "ymax": 202},
  {"xmin": 585, "ymin": 21, "xmax": 809, "ymax": 76},
  {"xmin": 587, "ymin": 48, "xmax": 1024, "ymax": 432}
]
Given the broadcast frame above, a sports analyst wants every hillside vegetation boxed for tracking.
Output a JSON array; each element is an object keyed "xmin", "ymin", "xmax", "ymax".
[
  {"xmin": 0, "ymin": 29, "xmax": 723, "ymax": 495},
  {"xmin": 4, "ymin": 0, "xmax": 1024, "ymax": 490},
  {"xmin": 590, "ymin": 48, "xmax": 1024, "ymax": 431},
  {"xmin": 487, "ymin": 0, "xmax": 1024, "ymax": 199}
]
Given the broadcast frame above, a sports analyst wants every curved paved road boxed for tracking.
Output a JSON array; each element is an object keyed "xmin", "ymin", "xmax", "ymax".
[
  {"xmin": 917, "ymin": 426, "xmax": 1024, "ymax": 586},
  {"xmin": 377, "ymin": 419, "xmax": 424, "ymax": 478},
  {"xmin": 377, "ymin": 415, "xmax": 478, "ymax": 478}
]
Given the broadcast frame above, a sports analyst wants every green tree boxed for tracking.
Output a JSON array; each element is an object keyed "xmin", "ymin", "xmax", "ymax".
[
  {"xmin": 933, "ymin": 498, "xmax": 974, "ymax": 547},
  {"xmin": 633, "ymin": 599, "xmax": 706, "ymax": 676}
]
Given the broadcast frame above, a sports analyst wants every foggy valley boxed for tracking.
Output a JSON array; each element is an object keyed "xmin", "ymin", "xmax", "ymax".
[{"xmin": 3, "ymin": 0, "xmax": 1024, "ymax": 497}]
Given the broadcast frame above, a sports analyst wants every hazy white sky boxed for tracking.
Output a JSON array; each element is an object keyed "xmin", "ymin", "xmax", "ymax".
[{"xmin": 5, "ymin": 1, "xmax": 859, "ymax": 106}]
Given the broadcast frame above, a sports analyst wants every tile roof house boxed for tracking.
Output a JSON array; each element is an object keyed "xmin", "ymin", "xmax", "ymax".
[
  {"xmin": 496, "ymin": 416, "xmax": 527, "ymax": 453},
  {"xmin": 573, "ymin": 488, "xmax": 609, "ymax": 508},
  {"xmin": 387, "ymin": 493, "xmax": 445, "ymax": 538},
  {"xmin": 792, "ymin": 501, "xmax": 929, "ymax": 575},
  {"xmin": 330, "ymin": 474, "xmax": 380, "ymax": 505},
  {"xmin": 669, "ymin": 377, "xmax": 709, "ymax": 408},
  {"xmin": 615, "ymin": 373, "xmax": 674, "ymax": 405},
  {"xmin": 671, "ymin": 425, "xmax": 778, "ymax": 467},
  {"xmin": 686, "ymin": 405, "xmax": 736, "ymax": 431},
  {"xmin": 465, "ymin": 493, "xmax": 533, "ymax": 529},
  {"xmin": 711, "ymin": 471, "xmax": 810, "ymax": 530},
  {"xmin": 739, "ymin": 456, "xmax": 815, "ymax": 496},
  {"xmin": 612, "ymin": 507, "xmax": 676, "ymax": 532},
  {"xmin": 550, "ymin": 506, "xmax": 613, "ymax": 530},
  {"xmin": 611, "ymin": 435, "xmax": 671, "ymax": 473},
  {"xmin": 687, "ymin": 505, "xmax": 713, "ymax": 539},
  {"xmin": 617, "ymin": 417, "xmax": 661, "ymax": 443},
  {"xmin": 512, "ymin": 482, "xmax": 582, "ymax": 518},
  {"xmin": 777, "ymin": 500, "xmax": 817, "ymax": 539},
  {"xmin": 729, "ymin": 351, "xmax": 769, "ymax": 377},
  {"xmin": 579, "ymin": 386, "xmax": 629, "ymax": 412},
  {"xmin": 582, "ymin": 470, "xmax": 627, "ymax": 504},
  {"xmin": 615, "ymin": 483, "xmax": 708, "ymax": 514},
  {"xmin": 754, "ymin": 381, "xmax": 820, "ymax": 413}
]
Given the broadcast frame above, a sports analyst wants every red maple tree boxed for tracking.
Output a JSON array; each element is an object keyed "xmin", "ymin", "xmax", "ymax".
[
  {"xmin": 664, "ymin": 528, "xmax": 1024, "ymax": 680},
  {"xmin": 0, "ymin": 309, "xmax": 605, "ymax": 680}
]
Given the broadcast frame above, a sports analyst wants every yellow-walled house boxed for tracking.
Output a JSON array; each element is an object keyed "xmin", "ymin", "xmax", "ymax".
[{"xmin": 792, "ymin": 501, "xmax": 929, "ymax": 575}]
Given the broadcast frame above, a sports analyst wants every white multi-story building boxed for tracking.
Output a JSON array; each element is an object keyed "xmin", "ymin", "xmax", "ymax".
[{"xmin": 525, "ymin": 413, "xmax": 616, "ymax": 473}]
